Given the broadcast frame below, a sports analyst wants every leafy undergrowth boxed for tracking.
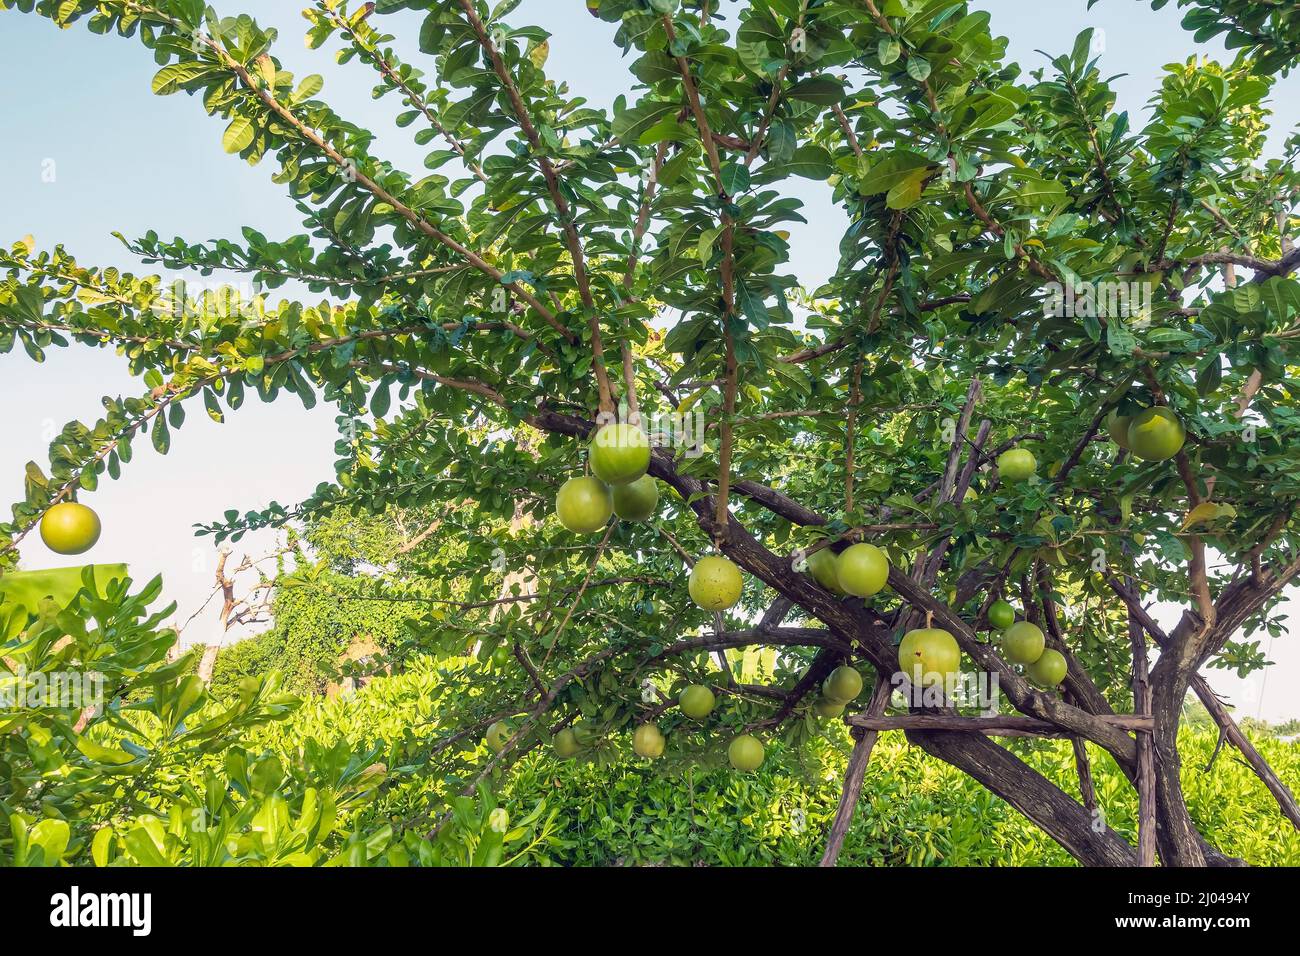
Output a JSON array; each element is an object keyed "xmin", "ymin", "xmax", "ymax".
[{"xmin": 256, "ymin": 660, "xmax": 1300, "ymax": 867}]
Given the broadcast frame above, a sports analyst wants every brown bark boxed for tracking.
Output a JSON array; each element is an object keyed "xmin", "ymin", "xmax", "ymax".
[
  {"xmin": 1111, "ymin": 576, "xmax": 1300, "ymax": 832},
  {"xmin": 847, "ymin": 714, "xmax": 1152, "ymax": 735},
  {"xmin": 1129, "ymin": 611, "xmax": 1157, "ymax": 866},
  {"xmin": 906, "ymin": 731, "xmax": 1138, "ymax": 866},
  {"xmin": 820, "ymin": 676, "xmax": 891, "ymax": 866}
]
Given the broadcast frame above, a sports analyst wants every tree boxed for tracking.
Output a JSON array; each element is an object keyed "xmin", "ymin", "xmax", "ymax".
[{"xmin": 2, "ymin": 0, "xmax": 1299, "ymax": 867}]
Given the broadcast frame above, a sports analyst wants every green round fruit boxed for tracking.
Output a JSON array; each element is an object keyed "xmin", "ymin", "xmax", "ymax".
[
  {"xmin": 806, "ymin": 547, "xmax": 841, "ymax": 593},
  {"xmin": 897, "ymin": 627, "xmax": 961, "ymax": 689},
  {"xmin": 1107, "ymin": 411, "xmax": 1133, "ymax": 450},
  {"xmin": 589, "ymin": 423, "xmax": 651, "ymax": 485},
  {"xmin": 823, "ymin": 666, "xmax": 863, "ymax": 703},
  {"xmin": 555, "ymin": 476, "xmax": 613, "ymax": 534},
  {"xmin": 1000, "ymin": 621, "xmax": 1046, "ymax": 665},
  {"xmin": 633, "ymin": 723, "xmax": 665, "ymax": 759},
  {"xmin": 1026, "ymin": 648, "xmax": 1068, "ymax": 688},
  {"xmin": 836, "ymin": 543, "xmax": 889, "ymax": 598},
  {"xmin": 612, "ymin": 474, "xmax": 659, "ymax": 521},
  {"xmin": 988, "ymin": 599, "xmax": 1016, "ymax": 631},
  {"xmin": 1127, "ymin": 407, "xmax": 1185, "ymax": 462},
  {"xmin": 39, "ymin": 502, "xmax": 101, "ymax": 556},
  {"xmin": 553, "ymin": 728, "xmax": 580, "ymax": 759},
  {"xmin": 491, "ymin": 645, "xmax": 511, "ymax": 668},
  {"xmin": 728, "ymin": 734, "xmax": 764, "ymax": 772},
  {"xmin": 678, "ymin": 684, "xmax": 716, "ymax": 720},
  {"xmin": 485, "ymin": 720, "xmax": 511, "ymax": 753},
  {"xmin": 813, "ymin": 697, "xmax": 846, "ymax": 718},
  {"xmin": 688, "ymin": 555, "xmax": 744, "ymax": 611},
  {"xmin": 997, "ymin": 448, "xmax": 1037, "ymax": 482}
]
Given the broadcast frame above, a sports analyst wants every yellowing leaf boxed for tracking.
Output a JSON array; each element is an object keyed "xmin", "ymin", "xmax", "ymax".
[{"xmin": 1182, "ymin": 501, "xmax": 1237, "ymax": 531}]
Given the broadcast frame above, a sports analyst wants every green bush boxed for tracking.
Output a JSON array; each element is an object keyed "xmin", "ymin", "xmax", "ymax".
[{"xmin": 254, "ymin": 661, "xmax": 1300, "ymax": 867}]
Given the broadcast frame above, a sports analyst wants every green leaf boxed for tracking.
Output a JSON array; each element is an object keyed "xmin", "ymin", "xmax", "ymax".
[
  {"xmin": 786, "ymin": 76, "xmax": 844, "ymax": 105},
  {"xmin": 0, "ymin": 565, "xmax": 128, "ymax": 614},
  {"xmin": 1106, "ymin": 322, "xmax": 1138, "ymax": 358},
  {"xmin": 223, "ymin": 116, "xmax": 255, "ymax": 154},
  {"xmin": 1008, "ymin": 174, "xmax": 1066, "ymax": 208},
  {"xmin": 611, "ymin": 101, "xmax": 680, "ymax": 145},
  {"xmin": 858, "ymin": 151, "xmax": 934, "ymax": 195},
  {"xmin": 151, "ymin": 62, "xmax": 210, "ymax": 96},
  {"xmin": 77, "ymin": 738, "xmax": 141, "ymax": 767},
  {"xmin": 720, "ymin": 163, "xmax": 751, "ymax": 196},
  {"xmin": 151, "ymin": 415, "xmax": 171, "ymax": 455},
  {"xmin": 783, "ymin": 144, "xmax": 834, "ymax": 180}
]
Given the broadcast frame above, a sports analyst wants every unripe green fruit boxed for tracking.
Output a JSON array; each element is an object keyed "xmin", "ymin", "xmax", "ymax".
[
  {"xmin": 689, "ymin": 555, "xmax": 743, "ymax": 611},
  {"xmin": 40, "ymin": 502, "xmax": 101, "ymax": 555},
  {"xmin": 813, "ymin": 697, "xmax": 846, "ymax": 718},
  {"xmin": 806, "ymin": 547, "xmax": 842, "ymax": 593},
  {"xmin": 491, "ymin": 645, "xmax": 511, "ymax": 668},
  {"xmin": 555, "ymin": 476, "xmax": 613, "ymax": 534},
  {"xmin": 988, "ymin": 599, "xmax": 1016, "ymax": 631},
  {"xmin": 589, "ymin": 423, "xmax": 650, "ymax": 485},
  {"xmin": 728, "ymin": 734, "xmax": 764, "ymax": 772},
  {"xmin": 898, "ymin": 627, "xmax": 961, "ymax": 689},
  {"xmin": 612, "ymin": 474, "xmax": 659, "ymax": 521},
  {"xmin": 485, "ymin": 721, "xmax": 511, "ymax": 753},
  {"xmin": 633, "ymin": 723, "xmax": 665, "ymax": 759},
  {"xmin": 1127, "ymin": 407, "xmax": 1186, "ymax": 462},
  {"xmin": 997, "ymin": 448, "xmax": 1037, "ymax": 482},
  {"xmin": 678, "ymin": 684, "xmax": 716, "ymax": 720},
  {"xmin": 836, "ymin": 543, "xmax": 889, "ymax": 598},
  {"xmin": 553, "ymin": 728, "xmax": 580, "ymax": 759},
  {"xmin": 822, "ymin": 666, "xmax": 863, "ymax": 703},
  {"xmin": 1107, "ymin": 411, "xmax": 1133, "ymax": 450},
  {"xmin": 1000, "ymin": 621, "xmax": 1046, "ymax": 665},
  {"xmin": 1027, "ymin": 648, "xmax": 1068, "ymax": 688}
]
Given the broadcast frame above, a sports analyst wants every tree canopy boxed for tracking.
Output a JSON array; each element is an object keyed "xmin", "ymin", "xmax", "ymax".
[{"xmin": 3, "ymin": 0, "xmax": 1300, "ymax": 867}]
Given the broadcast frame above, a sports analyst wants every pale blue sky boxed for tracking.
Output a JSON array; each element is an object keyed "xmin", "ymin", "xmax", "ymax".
[{"xmin": 1, "ymin": 1, "xmax": 1296, "ymax": 720}]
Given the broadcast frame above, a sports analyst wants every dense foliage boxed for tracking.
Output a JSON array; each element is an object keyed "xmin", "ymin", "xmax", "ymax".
[{"xmin": 3, "ymin": 0, "xmax": 1300, "ymax": 866}]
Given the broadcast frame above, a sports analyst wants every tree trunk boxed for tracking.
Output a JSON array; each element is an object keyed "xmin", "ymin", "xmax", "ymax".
[
  {"xmin": 197, "ymin": 643, "xmax": 221, "ymax": 683},
  {"xmin": 908, "ymin": 730, "xmax": 1138, "ymax": 866},
  {"xmin": 820, "ymin": 676, "xmax": 891, "ymax": 866}
]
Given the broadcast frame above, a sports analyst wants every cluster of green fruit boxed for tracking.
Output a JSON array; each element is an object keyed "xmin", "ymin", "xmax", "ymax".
[
  {"xmin": 988, "ymin": 600, "xmax": 1068, "ymax": 688},
  {"xmin": 1107, "ymin": 406, "xmax": 1186, "ymax": 461},
  {"xmin": 624, "ymin": 686, "xmax": 766, "ymax": 773},
  {"xmin": 554, "ymin": 423, "xmax": 660, "ymax": 532},
  {"xmin": 804, "ymin": 542, "xmax": 889, "ymax": 599},
  {"xmin": 38, "ymin": 501, "xmax": 102, "ymax": 555},
  {"xmin": 556, "ymin": 424, "xmax": 748, "ymax": 613},
  {"xmin": 812, "ymin": 665, "xmax": 866, "ymax": 718},
  {"xmin": 802, "ymin": 545, "xmax": 963, "ymax": 690}
]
